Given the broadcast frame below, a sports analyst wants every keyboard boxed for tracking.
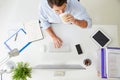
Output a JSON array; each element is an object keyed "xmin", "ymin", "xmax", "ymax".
[
  {"xmin": 48, "ymin": 43, "xmax": 71, "ymax": 52},
  {"xmin": 33, "ymin": 64, "xmax": 86, "ymax": 69}
]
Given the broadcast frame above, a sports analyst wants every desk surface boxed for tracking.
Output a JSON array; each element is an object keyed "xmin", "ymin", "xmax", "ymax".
[
  {"xmin": 21, "ymin": 24, "xmax": 119, "ymax": 66},
  {"xmin": 3, "ymin": 24, "xmax": 120, "ymax": 80}
]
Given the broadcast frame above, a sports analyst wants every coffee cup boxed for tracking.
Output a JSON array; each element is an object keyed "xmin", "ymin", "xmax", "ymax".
[
  {"xmin": 59, "ymin": 13, "xmax": 70, "ymax": 24},
  {"xmin": 83, "ymin": 58, "xmax": 92, "ymax": 66}
]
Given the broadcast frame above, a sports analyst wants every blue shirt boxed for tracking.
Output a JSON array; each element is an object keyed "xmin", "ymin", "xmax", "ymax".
[{"xmin": 39, "ymin": 0, "xmax": 92, "ymax": 29}]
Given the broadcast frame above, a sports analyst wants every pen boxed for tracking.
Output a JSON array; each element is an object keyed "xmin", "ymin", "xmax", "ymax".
[{"xmin": 14, "ymin": 33, "xmax": 18, "ymax": 41}]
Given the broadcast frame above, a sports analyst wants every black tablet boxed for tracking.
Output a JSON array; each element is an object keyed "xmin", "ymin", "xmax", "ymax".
[{"xmin": 91, "ymin": 29, "xmax": 111, "ymax": 47}]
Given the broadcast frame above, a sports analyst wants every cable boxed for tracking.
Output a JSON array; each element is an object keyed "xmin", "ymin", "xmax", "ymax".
[
  {"xmin": 0, "ymin": 74, "xmax": 2, "ymax": 80},
  {"xmin": 0, "ymin": 48, "xmax": 19, "ymax": 66},
  {"xmin": 0, "ymin": 55, "xmax": 10, "ymax": 67},
  {"xmin": 0, "ymin": 55, "xmax": 9, "ymax": 63}
]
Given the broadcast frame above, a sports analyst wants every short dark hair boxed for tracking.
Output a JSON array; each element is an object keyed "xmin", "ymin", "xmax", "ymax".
[{"xmin": 47, "ymin": 0, "xmax": 67, "ymax": 8}]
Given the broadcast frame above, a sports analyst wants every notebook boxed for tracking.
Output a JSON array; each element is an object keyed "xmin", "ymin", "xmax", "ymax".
[{"xmin": 23, "ymin": 20, "xmax": 44, "ymax": 42}]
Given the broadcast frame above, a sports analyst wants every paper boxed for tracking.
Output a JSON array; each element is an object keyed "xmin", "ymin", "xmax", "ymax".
[
  {"xmin": 108, "ymin": 52, "xmax": 120, "ymax": 78},
  {"xmin": 100, "ymin": 48, "xmax": 120, "ymax": 78},
  {"xmin": 24, "ymin": 20, "xmax": 44, "ymax": 42}
]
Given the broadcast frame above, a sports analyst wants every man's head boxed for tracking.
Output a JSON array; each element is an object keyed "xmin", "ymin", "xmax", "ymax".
[{"xmin": 47, "ymin": 0, "xmax": 67, "ymax": 14}]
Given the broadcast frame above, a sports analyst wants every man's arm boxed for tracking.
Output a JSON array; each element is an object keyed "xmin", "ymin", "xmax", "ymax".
[
  {"xmin": 39, "ymin": 1, "xmax": 63, "ymax": 48},
  {"xmin": 65, "ymin": 14, "xmax": 88, "ymax": 28},
  {"xmin": 72, "ymin": 19, "xmax": 88, "ymax": 28},
  {"xmin": 69, "ymin": 1, "xmax": 92, "ymax": 28},
  {"xmin": 46, "ymin": 27, "xmax": 63, "ymax": 48}
]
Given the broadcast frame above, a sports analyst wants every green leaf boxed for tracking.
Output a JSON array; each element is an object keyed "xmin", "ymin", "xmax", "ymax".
[{"xmin": 12, "ymin": 62, "xmax": 32, "ymax": 80}]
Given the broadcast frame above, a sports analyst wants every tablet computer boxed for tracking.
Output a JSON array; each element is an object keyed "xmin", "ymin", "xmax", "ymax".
[{"xmin": 91, "ymin": 29, "xmax": 111, "ymax": 47}]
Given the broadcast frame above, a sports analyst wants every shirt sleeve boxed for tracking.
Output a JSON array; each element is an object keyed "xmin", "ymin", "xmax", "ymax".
[
  {"xmin": 39, "ymin": 4, "xmax": 51, "ymax": 30},
  {"xmin": 71, "ymin": 1, "xmax": 92, "ymax": 28}
]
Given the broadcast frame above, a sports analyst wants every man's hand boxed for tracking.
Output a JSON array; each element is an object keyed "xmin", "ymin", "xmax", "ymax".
[
  {"xmin": 52, "ymin": 36, "xmax": 63, "ymax": 48},
  {"xmin": 46, "ymin": 27, "xmax": 63, "ymax": 48},
  {"xmin": 64, "ymin": 14, "xmax": 75, "ymax": 23},
  {"xmin": 64, "ymin": 14, "xmax": 87, "ymax": 28}
]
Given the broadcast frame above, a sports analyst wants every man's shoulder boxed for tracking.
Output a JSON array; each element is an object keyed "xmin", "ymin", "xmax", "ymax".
[
  {"xmin": 39, "ymin": 0, "xmax": 48, "ymax": 6},
  {"xmin": 67, "ymin": 0, "xmax": 82, "ymax": 8},
  {"xmin": 67, "ymin": 0, "xmax": 82, "ymax": 7},
  {"xmin": 39, "ymin": 0, "xmax": 50, "ymax": 10},
  {"xmin": 67, "ymin": 0, "xmax": 79, "ymax": 3}
]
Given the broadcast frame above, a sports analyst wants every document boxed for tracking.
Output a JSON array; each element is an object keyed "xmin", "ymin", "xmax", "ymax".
[
  {"xmin": 107, "ymin": 48, "xmax": 120, "ymax": 78},
  {"xmin": 23, "ymin": 20, "xmax": 44, "ymax": 42},
  {"xmin": 99, "ymin": 47, "xmax": 120, "ymax": 78}
]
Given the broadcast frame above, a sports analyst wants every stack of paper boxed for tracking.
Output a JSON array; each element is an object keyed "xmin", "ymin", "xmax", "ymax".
[
  {"xmin": 107, "ymin": 47, "xmax": 120, "ymax": 78},
  {"xmin": 99, "ymin": 47, "xmax": 120, "ymax": 78}
]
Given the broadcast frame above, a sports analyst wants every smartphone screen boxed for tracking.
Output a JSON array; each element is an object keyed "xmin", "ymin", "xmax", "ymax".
[{"xmin": 75, "ymin": 44, "xmax": 83, "ymax": 55}]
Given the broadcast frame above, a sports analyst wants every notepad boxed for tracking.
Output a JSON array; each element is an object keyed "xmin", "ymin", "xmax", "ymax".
[{"xmin": 23, "ymin": 20, "xmax": 44, "ymax": 42}]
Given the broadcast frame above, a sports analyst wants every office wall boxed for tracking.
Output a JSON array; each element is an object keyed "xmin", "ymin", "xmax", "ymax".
[{"xmin": 81, "ymin": 0, "xmax": 120, "ymax": 25}]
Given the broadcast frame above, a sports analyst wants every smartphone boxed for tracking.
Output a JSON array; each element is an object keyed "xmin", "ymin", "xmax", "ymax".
[{"xmin": 75, "ymin": 44, "xmax": 83, "ymax": 55}]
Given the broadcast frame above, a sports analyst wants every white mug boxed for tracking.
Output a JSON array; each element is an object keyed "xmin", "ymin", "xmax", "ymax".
[{"xmin": 59, "ymin": 13, "xmax": 70, "ymax": 24}]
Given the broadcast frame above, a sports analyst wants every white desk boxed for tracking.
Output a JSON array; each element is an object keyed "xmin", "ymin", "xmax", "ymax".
[{"xmin": 3, "ymin": 24, "xmax": 120, "ymax": 80}]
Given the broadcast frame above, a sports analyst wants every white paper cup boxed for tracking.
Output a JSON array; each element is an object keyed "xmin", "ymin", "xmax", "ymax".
[{"xmin": 59, "ymin": 13, "xmax": 70, "ymax": 24}]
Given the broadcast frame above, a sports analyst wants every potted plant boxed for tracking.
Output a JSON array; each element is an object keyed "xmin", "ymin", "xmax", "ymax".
[{"xmin": 12, "ymin": 62, "xmax": 32, "ymax": 80}]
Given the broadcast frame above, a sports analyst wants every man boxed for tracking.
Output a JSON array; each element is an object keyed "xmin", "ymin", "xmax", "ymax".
[{"xmin": 39, "ymin": 0, "xmax": 92, "ymax": 48}]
